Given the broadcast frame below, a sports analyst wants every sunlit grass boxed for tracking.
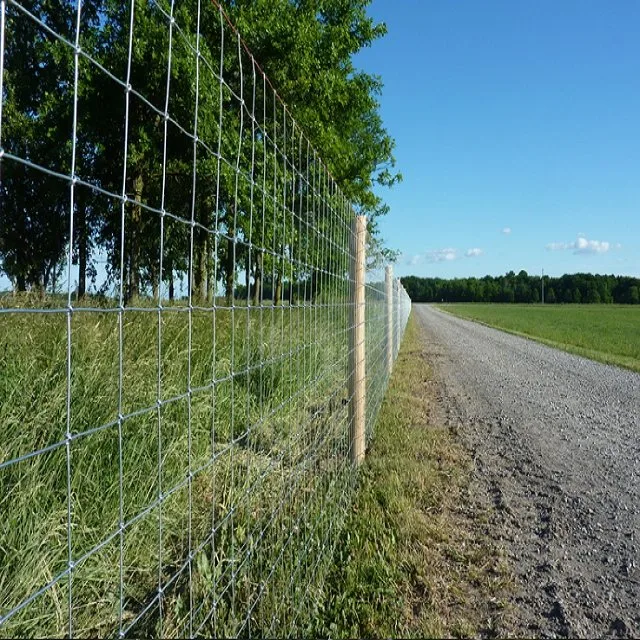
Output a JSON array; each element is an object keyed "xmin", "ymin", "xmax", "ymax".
[{"xmin": 0, "ymin": 295, "xmax": 366, "ymax": 637}]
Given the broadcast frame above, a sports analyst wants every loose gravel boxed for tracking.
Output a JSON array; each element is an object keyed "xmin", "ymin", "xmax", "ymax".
[{"xmin": 414, "ymin": 304, "xmax": 640, "ymax": 638}]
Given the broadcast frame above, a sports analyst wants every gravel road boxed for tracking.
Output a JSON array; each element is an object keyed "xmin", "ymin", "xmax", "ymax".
[{"xmin": 414, "ymin": 304, "xmax": 640, "ymax": 638}]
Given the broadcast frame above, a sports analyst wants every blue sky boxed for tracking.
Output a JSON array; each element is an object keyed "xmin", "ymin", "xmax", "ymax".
[
  {"xmin": 356, "ymin": 0, "xmax": 640, "ymax": 279},
  {"xmin": 2, "ymin": 1, "xmax": 638, "ymax": 293}
]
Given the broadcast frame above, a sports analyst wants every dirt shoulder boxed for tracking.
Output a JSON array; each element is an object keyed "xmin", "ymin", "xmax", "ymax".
[{"xmin": 318, "ymin": 312, "xmax": 515, "ymax": 638}]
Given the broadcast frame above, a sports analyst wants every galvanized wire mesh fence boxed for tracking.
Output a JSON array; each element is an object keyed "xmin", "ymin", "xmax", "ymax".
[{"xmin": 0, "ymin": 0, "xmax": 411, "ymax": 636}]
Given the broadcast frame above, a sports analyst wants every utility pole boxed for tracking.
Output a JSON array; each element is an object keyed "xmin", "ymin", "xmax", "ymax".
[{"xmin": 541, "ymin": 268, "xmax": 545, "ymax": 304}]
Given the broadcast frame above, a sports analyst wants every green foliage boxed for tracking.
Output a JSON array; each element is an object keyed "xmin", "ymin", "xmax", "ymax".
[
  {"xmin": 403, "ymin": 272, "xmax": 640, "ymax": 305},
  {"xmin": 224, "ymin": 0, "xmax": 400, "ymax": 219},
  {"xmin": 0, "ymin": 0, "xmax": 76, "ymax": 291},
  {"xmin": 440, "ymin": 303, "xmax": 640, "ymax": 373},
  {"xmin": 0, "ymin": 0, "xmax": 399, "ymax": 298}
]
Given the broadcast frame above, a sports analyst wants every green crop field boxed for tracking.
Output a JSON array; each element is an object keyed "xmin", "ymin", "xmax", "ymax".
[
  {"xmin": 0, "ymin": 293, "xmax": 393, "ymax": 637},
  {"xmin": 437, "ymin": 304, "xmax": 640, "ymax": 373}
]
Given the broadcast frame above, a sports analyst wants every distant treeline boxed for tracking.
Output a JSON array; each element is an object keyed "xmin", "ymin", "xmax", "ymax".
[{"xmin": 401, "ymin": 271, "xmax": 640, "ymax": 304}]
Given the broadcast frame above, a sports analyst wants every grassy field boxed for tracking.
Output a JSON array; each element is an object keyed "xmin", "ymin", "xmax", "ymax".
[
  {"xmin": 437, "ymin": 304, "xmax": 640, "ymax": 373},
  {"xmin": 316, "ymin": 313, "xmax": 513, "ymax": 638},
  {"xmin": 1, "ymin": 292, "xmax": 383, "ymax": 637}
]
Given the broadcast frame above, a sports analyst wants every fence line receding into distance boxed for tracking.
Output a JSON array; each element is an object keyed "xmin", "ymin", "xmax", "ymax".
[{"xmin": 0, "ymin": 0, "xmax": 411, "ymax": 636}]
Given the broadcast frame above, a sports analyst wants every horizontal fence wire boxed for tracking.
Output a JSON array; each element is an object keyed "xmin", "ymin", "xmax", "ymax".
[{"xmin": 0, "ymin": 0, "xmax": 411, "ymax": 636}]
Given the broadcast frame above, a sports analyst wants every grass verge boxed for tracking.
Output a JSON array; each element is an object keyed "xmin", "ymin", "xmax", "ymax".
[
  {"xmin": 316, "ymin": 312, "xmax": 512, "ymax": 638},
  {"xmin": 0, "ymin": 299, "xmax": 362, "ymax": 637},
  {"xmin": 437, "ymin": 303, "xmax": 640, "ymax": 373}
]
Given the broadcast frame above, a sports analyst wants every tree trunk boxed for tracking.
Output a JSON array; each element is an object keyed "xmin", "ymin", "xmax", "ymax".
[
  {"xmin": 193, "ymin": 230, "xmax": 208, "ymax": 302},
  {"xmin": 274, "ymin": 273, "xmax": 282, "ymax": 306},
  {"xmin": 311, "ymin": 268, "xmax": 321, "ymax": 302},
  {"xmin": 127, "ymin": 173, "xmax": 143, "ymax": 302},
  {"xmin": 168, "ymin": 267, "xmax": 175, "ymax": 301},
  {"xmin": 16, "ymin": 274, "xmax": 26, "ymax": 293},
  {"xmin": 35, "ymin": 272, "xmax": 45, "ymax": 298},
  {"xmin": 128, "ymin": 246, "xmax": 139, "ymax": 302},
  {"xmin": 148, "ymin": 262, "xmax": 159, "ymax": 301},
  {"xmin": 207, "ymin": 249, "xmax": 215, "ymax": 305},
  {"xmin": 244, "ymin": 249, "xmax": 250, "ymax": 300}
]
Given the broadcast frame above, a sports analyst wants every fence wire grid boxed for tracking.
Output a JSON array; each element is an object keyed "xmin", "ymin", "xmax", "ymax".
[{"xmin": 0, "ymin": 0, "xmax": 412, "ymax": 636}]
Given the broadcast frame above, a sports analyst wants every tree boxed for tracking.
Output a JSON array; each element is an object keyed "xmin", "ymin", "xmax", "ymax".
[
  {"xmin": 2, "ymin": 0, "xmax": 402, "ymax": 303},
  {"xmin": 400, "ymin": 272, "xmax": 640, "ymax": 305},
  {"xmin": 585, "ymin": 283, "xmax": 600, "ymax": 304},
  {"xmin": 546, "ymin": 287, "xmax": 557, "ymax": 304},
  {"xmin": 0, "ymin": 0, "xmax": 76, "ymax": 292},
  {"xmin": 222, "ymin": 0, "xmax": 401, "ymax": 222}
]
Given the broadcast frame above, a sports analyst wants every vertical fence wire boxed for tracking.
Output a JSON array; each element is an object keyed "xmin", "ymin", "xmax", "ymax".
[{"xmin": 0, "ymin": 0, "xmax": 411, "ymax": 637}]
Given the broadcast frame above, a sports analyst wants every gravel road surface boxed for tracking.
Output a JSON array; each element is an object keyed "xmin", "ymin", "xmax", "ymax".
[{"xmin": 414, "ymin": 304, "xmax": 640, "ymax": 638}]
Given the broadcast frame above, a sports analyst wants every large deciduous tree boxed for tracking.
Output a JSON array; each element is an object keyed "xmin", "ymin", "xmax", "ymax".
[
  {"xmin": 1, "ymin": 0, "xmax": 400, "ymax": 301},
  {"xmin": 0, "ymin": 0, "xmax": 75, "ymax": 292}
]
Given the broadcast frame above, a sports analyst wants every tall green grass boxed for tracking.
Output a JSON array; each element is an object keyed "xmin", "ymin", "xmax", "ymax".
[
  {"xmin": 437, "ymin": 304, "xmax": 640, "ymax": 372},
  {"xmin": 0, "ymin": 296, "xmax": 368, "ymax": 637}
]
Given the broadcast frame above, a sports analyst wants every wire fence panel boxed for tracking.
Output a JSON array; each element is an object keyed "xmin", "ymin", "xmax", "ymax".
[
  {"xmin": 0, "ymin": 1, "xmax": 411, "ymax": 636},
  {"xmin": 364, "ymin": 255, "xmax": 390, "ymax": 447}
]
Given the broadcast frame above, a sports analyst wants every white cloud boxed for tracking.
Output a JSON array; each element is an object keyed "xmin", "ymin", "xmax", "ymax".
[
  {"xmin": 575, "ymin": 237, "xmax": 610, "ymax": 254},
  {"xmin": 545, "ymin": 236, "xmax": 619, "ymax": 255},
  {"xmin": 546, "ymin": 241, "xmax": 571, "ymax": 251},
  {"xmin": 426, "ymin": 248, "xmax": 458, "ymax": 263},
  {"xmin": 407, "ymin": 246, "xmax": 484, "ymax": 265},
  {"xmin": 502, "ymin": 227, "xmax": 512, "ymax": 235}
]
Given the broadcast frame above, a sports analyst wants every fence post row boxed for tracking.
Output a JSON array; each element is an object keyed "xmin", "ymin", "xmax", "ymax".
[
  {"xmin": 395, "ymin": 278, "xmax": 401, "ymax": 359},
  {"xmin": 349, "ymin": 215, "xmax": 367, "ymax": 466},
  {"xmin": 385, "ymin": 265, "xmax": 394, "ymax": 377}
]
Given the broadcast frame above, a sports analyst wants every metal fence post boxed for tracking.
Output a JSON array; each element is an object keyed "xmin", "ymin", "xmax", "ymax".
[
  {"xmin": 386, "ymin": 265, "xmax": 393, "ymax": 376},
  {"xmin": 349, "ymin": 215, "xmax": 366, "ymax": 466}
]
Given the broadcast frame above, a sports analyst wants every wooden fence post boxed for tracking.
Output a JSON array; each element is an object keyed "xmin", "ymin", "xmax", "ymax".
[
  {"xmin": 349, "ymin": 215, "xmax": 366, "ymax": 466},
  {"xmin": 386, "ymin": 265, "xmax": 393, "ymax": 376}
]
